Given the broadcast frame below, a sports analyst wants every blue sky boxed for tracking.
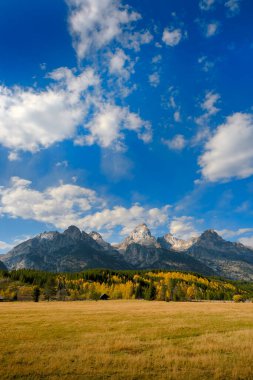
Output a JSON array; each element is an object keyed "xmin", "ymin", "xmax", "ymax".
[{"xmin": 0, "ymin": 0, "xmax": 253, "ymax": 252}]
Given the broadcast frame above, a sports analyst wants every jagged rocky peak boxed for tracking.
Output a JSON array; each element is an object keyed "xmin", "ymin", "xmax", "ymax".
[
  {"xmin": 89, "ymin": 231, "xmax": 103, "ymax": 240},
  {"xmin": 118, "ymin": 223, "xmax": 159, "ymax": 249},
  {"xmin": 158, "ymin": 233, "xmax": 197, "ymax": 251},
  {"xmin": 39, "ymin": 231, "xmax": 59, "ymax": 240},
  {"xmin": 130, "ymin": 223, "xmax": 152, "ymax": 240},
  {"xmin": 89, "ymin": 231, "xmax": 111, "ymax": 250},
  {"xmin": 63, "ymin": 225, "xmax": 82, "ymax": 240},
  {"xmin": 199, "ymin": 229, "xmax": 223, "ymax": 242}
]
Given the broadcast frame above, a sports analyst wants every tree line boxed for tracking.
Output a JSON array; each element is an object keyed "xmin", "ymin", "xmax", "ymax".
[{"xmin": 0, "ymin": 269, "xmax": 252, "ymax": 302}]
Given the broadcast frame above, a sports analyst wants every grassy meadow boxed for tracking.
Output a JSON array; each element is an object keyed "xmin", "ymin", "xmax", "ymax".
[
  {"xmin": 0, "ymin": 300, "xmax": 253, "ymax": 380},
  {"xmin": 0, "ymin": 301, "xmax": 253, "ymax": 380}
]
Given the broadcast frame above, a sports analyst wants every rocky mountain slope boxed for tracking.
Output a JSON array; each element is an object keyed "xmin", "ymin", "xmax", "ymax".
[
  {"xmin": 1, "ymin": 224, "xmax": 253, "ymax": 280},
  {"xmin": 114, "ymin": 224, "xmax": 213, "ymax": 274},
  {"xmin": 187, "ymin": 230, "xmax": 253, "ymax": 281},
  {"xmin": 157, "ymin": 229, "xmax": 253, "ymax": 281},
  {"xmin": 1, "ymin": 226, "xmax": 130, "ymax": 272}
]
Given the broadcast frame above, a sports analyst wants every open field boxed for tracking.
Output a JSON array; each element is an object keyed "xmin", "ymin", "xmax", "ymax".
[{"xmin": 0, "ymin": 301, "xmax": 253, "ymax": 380}]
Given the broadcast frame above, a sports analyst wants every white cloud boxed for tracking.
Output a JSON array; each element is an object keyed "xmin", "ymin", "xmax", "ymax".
[
  {"xmin": 225, "ymin": 0, "xmax": 241, "ymax": 17},
  {"xmin": 218, "ymin": 228, "xmax": 253, "ymax": 239},
  {"xmin": 56, "ymin": 160, "xmax": 69, "ymax": 168},
  {"xmin": 169, "ymin": 216, "xmax": 199, "ymax": 240},
  {"xmin": 199, "ymin": 113, "xmax": 253, "ymax": 182},
  {"xmin": 109, "ymin": 48, "xmax": 132, "ymax": 78},
  {"xmin": 120, "ymin": 30, "xmax": 153, "ymax": 51},
  {"xmin": 149, "ymin": 72, "xmax": 160, "ymax": 87},
  {"xmin": 0, "ymin": 177, "xmax": 103, "ymax": 229},
  {"xmin": 162, "ymin": 135, "xmax": 186, "ymax": 151},
  {"xmin": 199, "ymin": 0, "xmax": 216, "ymax": 11},
  {"xmin": 82, "ymin": 205, "xmax": 170, "ymax": 236},
  {"xmin": 66, "ymin": 0, "xmax": 141, "ymax": 59},
  {"xmin": 0, "ymin": 65, "xmax": 152, "ymax": 154},
  {"xmin": 75, "ymin": 103, "xmax": 152, "ymax": 150},
  {"xmin": 174, "ymin": 111, "xmax": 181, "ymax": 122},
  {"xmin": 0, "ymin": 240, "xmax": 13, "ymax": 251},
  {"xmin": 169, "ymin": 96, "xmax": 177, "ymax": 109},
  {"xmin": 196, "ymin": 91, "xmax": 220, "ymax": 126},
  {"xmin": 191, "ymin": 127, "xmax": 211, "ymax": 146},
  {"xmin": 0, "ymin": 177, "xmax": 170, "ymax": 237},
  {"xmin": 0, "ymin": 67, "xmax": 98, "ymax": 153},
  {"xmin": 162, "ymin": 28, "xmax": 184, "ymax": 47},
  {"xmin": 218, "ymin": 227, "xmax": 253, "ymax": 248},
  {"xmin": 152, "ymin": 54, "xmax": 162, "ymax": 64},
  {"xmin": 201, "ymin": 91, "xmax": 220, "ymax": 115},
  {"xmin": 8, "ymin": 152, "xmax": 20, "ymax": 162},
  {"xmin": 239, "ymin": 236, "xmax": 253, "ymax": 248},
  {"xmin": 198, "ymin": 56, "xmax": 214, "ymax": 72},
  {"xmin": 205, "ymin": 22, "xmax": 219, "ymax": 37}
]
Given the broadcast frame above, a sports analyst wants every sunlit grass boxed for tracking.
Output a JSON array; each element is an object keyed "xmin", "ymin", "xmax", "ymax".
[{"xmin": 0, "ymin": 301, "xmax": 253, "ymax": 379}]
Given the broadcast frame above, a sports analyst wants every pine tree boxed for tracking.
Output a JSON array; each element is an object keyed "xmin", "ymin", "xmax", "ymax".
[
  {"xmin": 32, "ymin": 286, "xmax": 40, "ymax": 302},
  {"xmin": 43, "ymin": 278, "xmax": 56, "ymax": 301}
]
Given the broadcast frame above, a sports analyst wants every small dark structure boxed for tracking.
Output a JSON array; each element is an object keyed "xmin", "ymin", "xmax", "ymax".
[
  {"xmin": 0, "ymin": 295, "xmax": 4, "ymax": 302},
  {"xmin": 100, "ymin": 293, "xmax": 109, "ymax": 300}
]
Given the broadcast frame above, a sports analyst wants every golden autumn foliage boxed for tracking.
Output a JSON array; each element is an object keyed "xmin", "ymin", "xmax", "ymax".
[{"xmin": 1, "ymin": 269, "xmax": 252, "ymax": 302}]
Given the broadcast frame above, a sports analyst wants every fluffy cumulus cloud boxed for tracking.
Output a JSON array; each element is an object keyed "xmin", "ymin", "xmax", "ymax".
[
  {"xmin": 0, "ymin": 67, "xmax": 98, "ymax": 154},
  {"xmin": 162, "ymin": 28, "xmax": 184, "ymax": 47},
  {"xmin": 199, "ymin": 113, "xmax": 253, "ymax": 182},
  {"xmin": 82, "ymin": 205, "xmax": 170, "ymax": 236},
  {"xmin": 66, "ymin": 0, "xmax": 152, "ymax": 59},
  {"xmin": 0, "ymin": 65, "xmax": 152, "ymax": 155},
  {"xmin": 0, "ymin": 177, "xmax": 103, "ymax": 229},
  {"xmin": 0, "ymin": 177, "xmax": 170, "ymax": 236},
  {"xmin": 169, "ymin": 216, "xmax": 199, "ymax": 240},
  {"xmin": 75, "ymin": 103, "xmax": 152, "ymax": 150},
  {"xmin": 162, "ymin": 135, "xmax": 186, "ymax": 151}
]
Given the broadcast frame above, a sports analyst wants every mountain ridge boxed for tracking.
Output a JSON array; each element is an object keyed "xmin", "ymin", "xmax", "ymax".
[{"xmin": 1, "ymin": 224, "xmax": 253, "ymax": 280}]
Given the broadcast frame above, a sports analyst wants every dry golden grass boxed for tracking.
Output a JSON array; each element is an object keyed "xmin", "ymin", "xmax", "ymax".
[{"xmin": 0, "ymin": 301, "xmax": 253, "ymax": 380}]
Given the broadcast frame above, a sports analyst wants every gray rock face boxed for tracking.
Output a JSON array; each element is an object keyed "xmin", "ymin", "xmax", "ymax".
[
  {"xmin": 115, "ymin": 224, "xmax": 214, "ymax": 275},
  {"xmin": 1, "ymin": 226, "xmax": 130, "ymax": 272},
  {"xmin": 89, "ymin": 231, "xmax": 112, "ymax": 251}
]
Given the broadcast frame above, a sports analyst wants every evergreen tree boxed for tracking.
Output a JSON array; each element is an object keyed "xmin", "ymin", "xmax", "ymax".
[
  {"xmin": 43, "ymin": 278, "xmax": 56, "ymax": 301},
  {"xmin": 32, "ymin": 286, "xmax": 40, "ymax": 302}
]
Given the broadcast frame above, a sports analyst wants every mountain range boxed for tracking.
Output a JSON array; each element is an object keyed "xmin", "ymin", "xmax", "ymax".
[{"xmin": 1, "ymin": 224, "xmax": 253, "ymax": 280}]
